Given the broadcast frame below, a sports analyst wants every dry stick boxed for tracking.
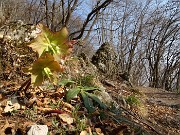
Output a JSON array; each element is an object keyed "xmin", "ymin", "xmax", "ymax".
[
  {"xmin": 24, "ymin": 79, "xmax": 31, "ymax": 98},
  {"xmin": 18, "ymin": 78, "xmax": 31, "ymax": 92},
  {"xmin": 44, "ymin": 110, "xmax": 64, "ymax": 115},
  {"xmin": 119, "ymin": 105, "xmax": 163, "ymax": 135}
]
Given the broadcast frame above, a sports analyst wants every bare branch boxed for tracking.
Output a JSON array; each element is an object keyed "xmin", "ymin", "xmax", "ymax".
[{"xmin": 70, "ymin": 0, "xmax": 113, "ymax": 40}]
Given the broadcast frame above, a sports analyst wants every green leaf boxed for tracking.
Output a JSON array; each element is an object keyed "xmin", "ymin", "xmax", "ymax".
[
  {"xmin": 42, "ymin": 67, "xmax": 53, "ymax": 79},
  {"xmin": 58, "ymin": 79, "xmax": 75, "ymax": 87},
  {"xmin": 28, "ymin": 24, "xmax": 72, "ymax": 58},
  {"xmin": 66, "ymin": 87, "xmax": 81, "ymax": 102},
  {"xmin": 25, "ymin": 53, "xmax": 63, "ymax": 86},
  {"xmin": 85, "ymin": 92, "xmax": 107, "ymax": 109},
  {"xmin": 80, "ymin": 91, "xmax": 95, "ymax": 113},
  {"xmin": 81, "ymin": 86, "xmax": 99, "ymax": 91}
]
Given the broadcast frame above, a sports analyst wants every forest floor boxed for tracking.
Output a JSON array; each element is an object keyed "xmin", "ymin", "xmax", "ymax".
[
  {"xmin": 136, "ymin": 87, "xmax": 180, "ymax": 134},
  {"xmin": 0, "ymin": 79, "xmax": 179, "ymax": 135},
  {"xmin": 104, "ymin": 82, "xmax": 180, "ymax": 135}
]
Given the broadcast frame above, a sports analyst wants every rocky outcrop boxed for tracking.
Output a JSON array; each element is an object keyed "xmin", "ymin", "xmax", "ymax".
[
  {"xmin": 91, "ymin": 42, "xmax": 117, "ymax": 77},
  {"xmin": 0, "ymin": 20, "xmax": 37, "ymax": 43},
  {"xmin": 0, "ymin": 20, "xmax": 38, "ymax": 80},
  {"xmin": 64, "ymin": 53, "xmax": 102, "ymax": 87}
]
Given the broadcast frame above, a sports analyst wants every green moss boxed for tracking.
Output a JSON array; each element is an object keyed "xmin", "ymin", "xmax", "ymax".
[{"xmin": 126, "ymin": 95, "xmax": 140, "ymax": 106}]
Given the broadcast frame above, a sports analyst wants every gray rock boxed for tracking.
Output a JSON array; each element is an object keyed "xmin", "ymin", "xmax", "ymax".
[
  {"xmin": 0, "ymin": 20, "xmax": 37, "ymax": 43},
  {"xmin": 92, "ymin": 42, "xmax": 117, "ymax": 77}
]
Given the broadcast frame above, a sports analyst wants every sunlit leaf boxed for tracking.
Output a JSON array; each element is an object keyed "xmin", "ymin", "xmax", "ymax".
[
  {"xmin": 66, "ymin": 87, "xmax": 81, "ymax": 102},
  {"xmin": 81, "ymin": 91, "xmax": 95, "ymax": 113},
  {"xmin": 28, "ymin": 23, "xmax": 72, "ymax": 58},
  {"xmin": 42, "ymin": 67, "xmax": 53, "ymax": 78},
  {"xmin": 25, "ymin": 53, "xmax": 63, "ymax": 86}
]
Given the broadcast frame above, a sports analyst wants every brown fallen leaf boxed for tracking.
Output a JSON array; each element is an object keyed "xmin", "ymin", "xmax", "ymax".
[
  {"xmin": 59, "ymin": 113, "xmax": 74, "ymax": 125},
  {"xmin": 111, "ymin": 125, "xmax": 128, "ymax": 135},
  {"xmin": 88, "ymin": 126, "xmax": 92, "ymax": 135},
  {"xmin": 62, "ymin": 101, "xmax": 74, "ymax": 110},
  {"xmin": 23, "ymin": 122, "xmax": 36, "ymax": 129},
  {"xmin": 3, "ymin": 97, "xmax": 25, "ymax": 113},
  {"xmin": 45, "ymin": 122, "xmax": 52, "ymax": 127},
  {"xmin": 95, "ymin": 128, "xmax": 104, "ymax": 135},
  {"xmin": 80, "ymin": 130, "xmax": 88, "ymax": 135},
  {"xmin": 0, "ymin": 119, "xmax": 15, "ymax": 135}
]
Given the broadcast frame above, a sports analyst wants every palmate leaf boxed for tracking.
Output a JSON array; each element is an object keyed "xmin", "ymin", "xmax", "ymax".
[
  {"xmin": 28, "ymin": 24, "xmax": 72, "ymax": 59},
  {"xmin": 25, "ymin": 53, "xmax": 63, "ymax": 86}
]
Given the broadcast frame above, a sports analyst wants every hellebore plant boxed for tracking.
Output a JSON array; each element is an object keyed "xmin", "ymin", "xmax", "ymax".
[
  {"xmin": 24, "ymin": 24, "xmax": 74, "ymax": 86},
  {"xmin": 21, "ymin": 23, "xmax": 106, "ymax": 113}
]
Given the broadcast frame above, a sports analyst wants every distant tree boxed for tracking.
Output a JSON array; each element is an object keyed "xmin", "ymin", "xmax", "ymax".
[
  {"xmin": 0, "ymin": 0, "xmax": 112, "ymax": 38},
  {"xmin": 144, "ymin": 1, "xmax": 179, "ymax": 89},
  {"xmin": 91, "ymin": 0, "xmax": 179, "ymax": 91}
]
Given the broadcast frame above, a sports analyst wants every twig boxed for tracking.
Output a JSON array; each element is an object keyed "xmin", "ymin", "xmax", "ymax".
[
  {"xmin": 119, "ymin": 106, "xmax": 164, "ymax": 135},
  {"xmin": 44, "ymin": 110, "xmax": 64, "ymax": 115},
  {"xmin": 18, "ymin": 78, "xmax": 31, "ymax": 92},
  {"xmin": 18, "ymin": 78, "xmax": 31, "ymax": 99}
]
